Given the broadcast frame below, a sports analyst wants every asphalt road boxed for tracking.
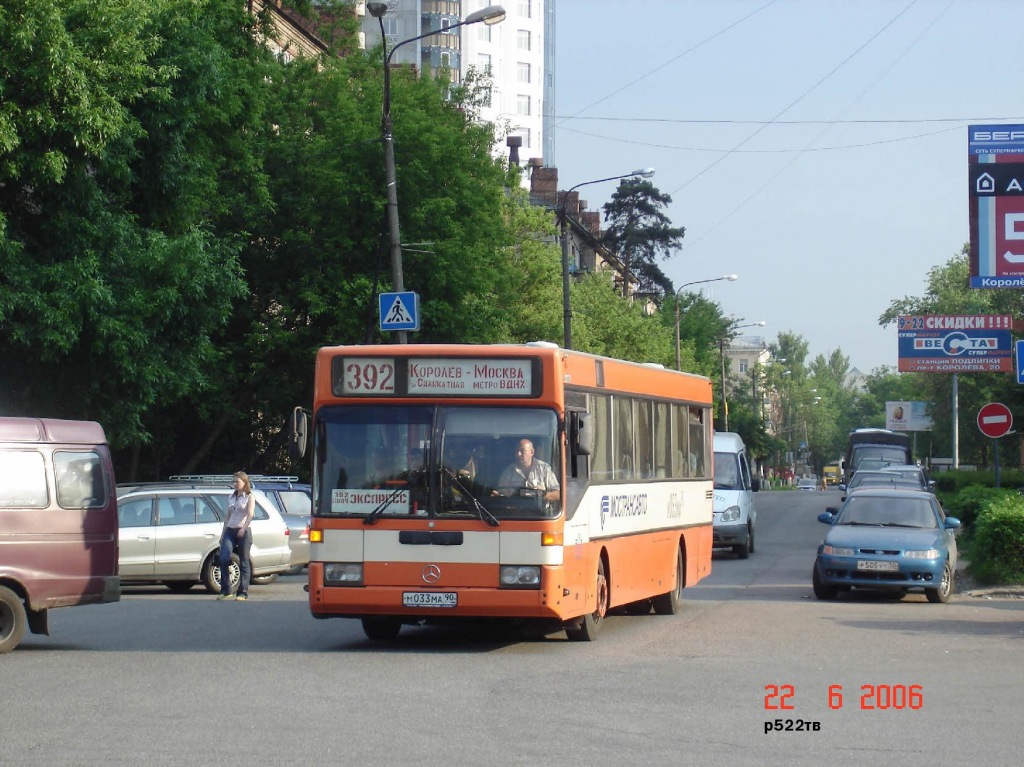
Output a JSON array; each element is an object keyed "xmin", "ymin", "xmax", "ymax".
[{"xmin": 3, "ymin": 487, "xmax": 1023, "ymax": 766}]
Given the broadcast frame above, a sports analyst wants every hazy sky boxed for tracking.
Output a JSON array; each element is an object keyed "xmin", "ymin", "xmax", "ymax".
[{"xmin": 550, "ymin": 0, "xmax": 1024, "ymax": 373}]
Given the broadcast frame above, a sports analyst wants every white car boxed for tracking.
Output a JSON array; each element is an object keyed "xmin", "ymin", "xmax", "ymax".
[{"xmin": 116, "ymin": 484, "xmax": 301, "ymax": 593}]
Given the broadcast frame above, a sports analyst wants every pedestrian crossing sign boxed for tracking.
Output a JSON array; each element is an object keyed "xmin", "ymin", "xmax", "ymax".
[{"xmin": 379, "ymin": 291, "xmax": 420, "ymax": 332}]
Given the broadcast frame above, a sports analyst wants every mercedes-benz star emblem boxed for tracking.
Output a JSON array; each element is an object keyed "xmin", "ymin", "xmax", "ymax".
[{"xmin": 422, "ymin": 564, "xmax": 441, "ymax": 584}]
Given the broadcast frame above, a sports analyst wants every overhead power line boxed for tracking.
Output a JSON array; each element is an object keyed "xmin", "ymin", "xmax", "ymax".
[
  {"xmin": 553, "ymin": 115, "xmax": 1024, "ymax": 126},
  {"xmin": 559, "ymin": 124, "xmax": 964, "ymax": 154}
]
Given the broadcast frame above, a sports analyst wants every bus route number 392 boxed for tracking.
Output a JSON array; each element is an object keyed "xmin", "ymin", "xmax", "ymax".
[
  {"xmin": 343, "ymin": 359, "xmax": 396, "ymax": 394},
  {"xmin": 403, "ymin": 592, "xmax": 457, "ymax": 608}
]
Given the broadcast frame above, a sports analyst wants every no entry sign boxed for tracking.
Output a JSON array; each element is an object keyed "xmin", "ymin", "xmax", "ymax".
[{"xmin": 977, "ymin": 402, "xmax": 1013, "ymax": 438}]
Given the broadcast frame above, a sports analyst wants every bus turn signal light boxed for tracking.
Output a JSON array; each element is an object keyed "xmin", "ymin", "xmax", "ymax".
[{"xmin": 541, "ymin": 532, "xmax": 562, "ymax": 546}]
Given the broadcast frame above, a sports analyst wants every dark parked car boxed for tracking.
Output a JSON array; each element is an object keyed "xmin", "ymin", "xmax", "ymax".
[
  {"xmin": 840, "ymin": 470, "xmax": 922, "ymax": 500},
  {"xmin": 813, "ymin": 488, "xmax": 960, "ymax": 603},
  {"xmin": 880, "ymin": 465, "xmax": 934, "ymax": 491}
]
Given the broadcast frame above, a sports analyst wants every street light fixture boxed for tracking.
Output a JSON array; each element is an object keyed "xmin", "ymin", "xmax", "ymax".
[
  {"xmin": 559, "ymin": 168, "xmax": 655, "ymax": 349},
  {"xmin": 367, "ymin": 3, "xmax": 506, "ymax": 343},
  {"xmin": 673, "ymin": 274, "xmax": 738, "ymax": 371}
]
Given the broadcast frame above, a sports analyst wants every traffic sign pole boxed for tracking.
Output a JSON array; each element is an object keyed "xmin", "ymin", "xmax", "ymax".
[{"xmin": 977, "ymin": 402, "xmax": 1013, "ymax": 488}]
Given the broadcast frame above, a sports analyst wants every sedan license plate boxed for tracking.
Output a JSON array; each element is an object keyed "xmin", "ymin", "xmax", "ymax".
[
  {"xmin": 856, "ymin": 560, "xmax": 899, "ymax": 572},
  {"xmin": 402, "ymin": 591, "xmax": 457, "ymax": 608}
]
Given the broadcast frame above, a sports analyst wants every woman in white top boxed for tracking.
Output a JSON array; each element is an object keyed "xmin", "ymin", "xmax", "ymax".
[{"xmin": 217, "ymin": 471, "xmax": 256, "ymax": 600}]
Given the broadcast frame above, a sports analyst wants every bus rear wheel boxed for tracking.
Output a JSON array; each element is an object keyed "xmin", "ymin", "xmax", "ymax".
[
  {"xmin": 0, "ymin": 585, "xmax": 27, "ymax": 654},
  {"xmin": 652, "ymin": 547, "xmax": 684, "ymax": 615},
  {"xmin": 566, "ymin": 557, "xmax": 608, "ymax": 642}
]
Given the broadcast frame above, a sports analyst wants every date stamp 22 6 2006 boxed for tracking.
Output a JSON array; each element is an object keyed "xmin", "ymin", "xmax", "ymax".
[{"xmin": 762, "ymin": 683, "xmax": 924, "ymax": 733}]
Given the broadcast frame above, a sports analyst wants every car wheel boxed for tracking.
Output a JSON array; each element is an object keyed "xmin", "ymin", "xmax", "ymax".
[
  {"xmin": 733, "ymin": 532, "xmax": 751, "ymax": 560},
  {"xmin": 812, "ymin": 565, "xmax": 837, "ymax": 600},
  {"xmin": 202, "ymin": 553, "xmax": 240, "ymax": 594},
  {"xmin": 362, "ymin": 618, "xmax": 401, "ymax": 640},
  {"xmin": 749, "ymin": 525, "xmax": 756, "ymax": 554},
  {"xmin": 0, "ymin": 585, "xmax": 28, "ymax": 654},
  {"xmin": 651, "ymin": 546, "xmax": 684, "ymax": 615},
  {"xmin": 164, "ymin": 581, "xmax": 195, "ymax": 593},
  {"xmin": 251, "ymin": 573, "xmax": 278, "ymax": 586},
  {"xmin": 926, "ymin": 561, "xmax": 953, "ymax": 604},
  {"xmin": 566, "ymin": 556, "xmax": 608, "ymax": 641}
]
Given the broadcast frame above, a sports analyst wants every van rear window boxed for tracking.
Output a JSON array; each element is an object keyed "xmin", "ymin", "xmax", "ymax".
[
  {"xmin": 54, "ymin": 451, "xmax": 106, "ymax": 508},
  {"xmin": 0, "ymin": 450, "xmax": 48, "ymax": 508}
]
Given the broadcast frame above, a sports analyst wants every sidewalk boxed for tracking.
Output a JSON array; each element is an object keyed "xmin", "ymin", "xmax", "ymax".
[{"xmin": 956, "ymin": 557, "xmax": 1024, "ymax": 598}]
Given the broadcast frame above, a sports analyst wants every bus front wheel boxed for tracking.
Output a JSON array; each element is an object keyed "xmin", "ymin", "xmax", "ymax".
[
  {"xmin": 362, "ymin": 618, "xmax": 402, "ymax": 640},
  {"xmin": 566, "ymin": 557, "xmax": 608, "ymax": 642},
  {"xmin": 0, "ymin": 585, "xmax": 27, "ymax": 654}
]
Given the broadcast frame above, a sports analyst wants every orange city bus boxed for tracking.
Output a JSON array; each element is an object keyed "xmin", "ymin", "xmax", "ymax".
[
  {"xmin": 290, "ymin": 342, "xmax": 713, "ymax": 641},
  {"xmin": 0, "ymin": 417, "xmax": 120, "ymax": 652}
]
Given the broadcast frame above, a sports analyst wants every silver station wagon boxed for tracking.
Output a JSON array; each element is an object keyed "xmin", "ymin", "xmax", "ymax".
[{"xmin": 116, "ymin": 484, "xmax": 303, "ymax": 593}]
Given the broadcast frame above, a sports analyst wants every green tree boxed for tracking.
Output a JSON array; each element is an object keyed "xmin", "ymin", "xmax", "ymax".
[
  {"xmin": 880, "ymin": 246, "xmax": 1024, "ymax": 466},
  {"xmin": 0, "ymin": 0, "xmax": 271, "ymax": 460},
  {"xmin": 571, "ymin": 273, "xmax": 672, "ymax": 363},
  {"xmin": 601, "ymin": 179, "xmax": 685, "ymax": 298},
  {"xmin": 674, "ymin": 293, "xmax": 732, "ymax": 377}
]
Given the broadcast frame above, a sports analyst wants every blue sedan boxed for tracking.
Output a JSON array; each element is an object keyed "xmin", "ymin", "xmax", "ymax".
[{"xmin": 813, "ymin": 488, "xmax": 961, "ymax": 603}]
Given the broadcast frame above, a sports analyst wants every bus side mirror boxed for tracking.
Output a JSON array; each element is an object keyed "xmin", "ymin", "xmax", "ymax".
[
  {"xmin": 570, "ymin": 412, "xmax": 593, "ymax": 456},
  {"xmin": 288, "ymin": 407, "xmax": 309, "ymax": 461}
]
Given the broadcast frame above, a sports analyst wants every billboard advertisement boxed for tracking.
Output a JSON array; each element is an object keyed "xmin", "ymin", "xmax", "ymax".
[
  {"xmin": 969, "ymin": 124, "xmax": 1024, "ymax": 288},
  {"xmin": 886, "ymin": 401, "xmax": 933, "ymax": 432},
  {"xmin": 897, "ymin": 314, "xmax": 1013, "ymax": 373}
]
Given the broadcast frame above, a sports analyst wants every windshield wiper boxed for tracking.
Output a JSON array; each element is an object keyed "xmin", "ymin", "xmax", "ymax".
[
  {"xmin": 443, "ymin": 467, "xmax": 499, "ymax": 527},
  {"xmin": 880, "ymin": 522, "xmax": 928, "ymax": 528},
  {"xmin": 363, "ymin": 485, "xmax": 408, "ymax": 526}
]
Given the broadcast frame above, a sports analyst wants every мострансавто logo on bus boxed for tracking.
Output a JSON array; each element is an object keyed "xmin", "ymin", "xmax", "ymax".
[{"xmin": 600, "ymin": 493, "xmax": 648, "ymax": 530}]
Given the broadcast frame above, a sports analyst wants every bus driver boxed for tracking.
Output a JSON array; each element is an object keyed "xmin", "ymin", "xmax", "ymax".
[{"xmin": 495, "ymin": 439, "xmax": 560, "ymax": 502}]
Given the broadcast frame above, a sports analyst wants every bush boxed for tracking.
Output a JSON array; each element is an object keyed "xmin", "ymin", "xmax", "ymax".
[
  {"xmin": 968, "ymin": 495, "xmax": 1024, "ymax": 585},
  {"xmin": 932, "ymin": 468, "xmax": 1024, "ymax": 495},
  {"xmin": 941, "ymin": 485, "xmax": 1017, "ymax": 533}
]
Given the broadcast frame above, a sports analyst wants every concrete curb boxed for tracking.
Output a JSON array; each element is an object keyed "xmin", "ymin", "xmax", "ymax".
[{"xmin": 956, "ymin": 557, "xmax": 1024, "ymax": 598}]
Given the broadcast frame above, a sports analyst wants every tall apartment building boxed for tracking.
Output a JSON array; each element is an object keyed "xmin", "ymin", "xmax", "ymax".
[{"xmin": 361, "ymin": 0, "xmax": 554, "ymax": 168}]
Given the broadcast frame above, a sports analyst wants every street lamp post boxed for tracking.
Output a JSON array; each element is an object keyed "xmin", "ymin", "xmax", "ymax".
[
  {"xmin": 673, "ymin": 274, "xmax": 738, "ymax": 371},
  {"xmin": 367, "ymin": 3, "xmax": 506, "ymax": 343},
  {"xmin": 559, "ymin": 168, "xmax": 654, "ymax": 349}
]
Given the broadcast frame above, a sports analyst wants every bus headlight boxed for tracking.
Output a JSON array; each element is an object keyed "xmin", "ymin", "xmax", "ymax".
[
  {"xmin": 324, "ymin": 562, "xmax": 363, "ymax": 586},
  {"xmin": 500, "ymin": 565, "xmax": 541, "ymax": 588}
]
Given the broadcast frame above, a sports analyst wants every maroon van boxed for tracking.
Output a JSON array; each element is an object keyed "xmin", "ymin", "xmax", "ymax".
[{"xmin": 0, "ymin": 417, "xmax": 120, "ymax": 652}]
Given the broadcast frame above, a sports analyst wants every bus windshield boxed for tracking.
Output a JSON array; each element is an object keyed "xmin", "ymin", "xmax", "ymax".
[
  {"xmin": 851, "ymin": 445, "xmax": 909, "ymax": 472},
  {"xmin": 313, "ymin": 405, "xmax": 560, "ymax": 521}
]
